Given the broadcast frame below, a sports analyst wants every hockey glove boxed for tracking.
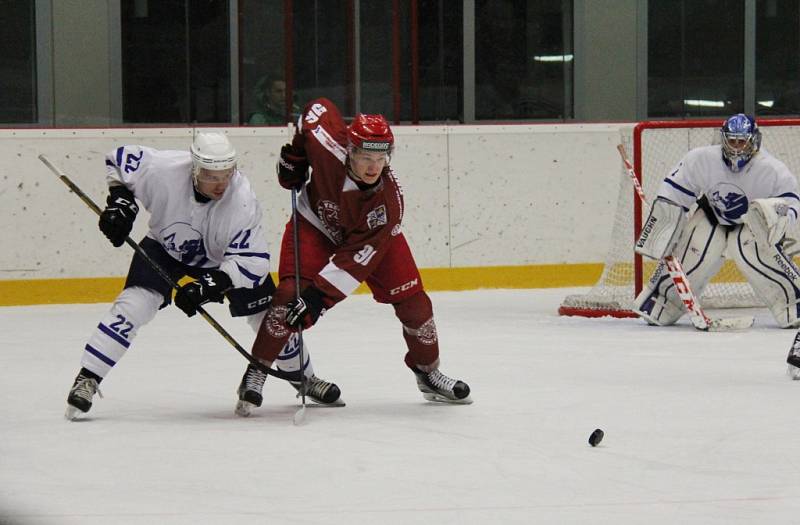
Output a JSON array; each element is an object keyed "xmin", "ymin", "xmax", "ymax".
[
  {"xmin": 276, "ymin": 143, "xmax": 309, "ymax": 190},
  {"xmin": 285, "ymin": 285, "xmax": 327, "ymax": 330},
  {"xmin": 98, "ymin": 185, "xmax": 139, "ymax": 247},
  {"xmin": 174, "ymin": 270, "xmax": 233, "ymax": 317}
]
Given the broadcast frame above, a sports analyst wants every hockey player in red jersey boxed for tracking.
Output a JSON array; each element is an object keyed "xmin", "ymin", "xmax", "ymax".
[{"xmin": 240, "ymin": 97, "xmax": 472, "ymax": 406}]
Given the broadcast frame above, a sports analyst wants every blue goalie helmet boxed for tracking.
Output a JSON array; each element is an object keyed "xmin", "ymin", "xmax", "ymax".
[{"xmin": 720, "ymin": 113, "xmax": 761, "ymax": 172}]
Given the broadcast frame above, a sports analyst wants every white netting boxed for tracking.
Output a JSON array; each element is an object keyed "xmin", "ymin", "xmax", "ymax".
[{"xmin": 560, "ymin": 119, "xmax": 800, "ymax": 317}]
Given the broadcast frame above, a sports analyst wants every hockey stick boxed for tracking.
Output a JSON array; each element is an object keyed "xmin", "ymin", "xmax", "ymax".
[
  {"xmin": 290, "ymin": 187, "xmax": 307, "ymax": 425},
  {"xmin": 38, "ymin": 154, "xmax": 299, "ymax": 382},
  {"xmin": 616, "ymin": 144, "xmax": 753, "ymax": 331}
]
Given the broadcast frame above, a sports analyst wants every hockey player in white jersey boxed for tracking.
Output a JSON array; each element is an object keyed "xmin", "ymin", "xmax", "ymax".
[
  {"xmin": 65, "ymin": 132, "xmax": 341, "ymax": 420},
  {"xmin": 634, "ymin": 114, "xmax": 800, "ymax": 332}
]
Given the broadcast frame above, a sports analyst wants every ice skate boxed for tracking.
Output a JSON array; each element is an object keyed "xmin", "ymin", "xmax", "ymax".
[
  {"xmin": 65, "ymin": 371, "xmax": 103, "ymax": 420},
  {"xmin": 292, "ymin": 375, "xmax": 345, "ymax": 406},
  {"xmin": 787, "ymin": 337, "xmax": 800, "ymax": 380},
  {"xmin": 412, "ymin": 367, "xmax": 472, "ymax": 404},
  {"xmin": 235, "ymin": 364, "xmax": 268, "ymax": 417}
]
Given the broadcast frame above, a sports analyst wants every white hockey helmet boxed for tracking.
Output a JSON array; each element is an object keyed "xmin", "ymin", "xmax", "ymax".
[{"xmin": 190, "ymin": 131, "xmax": 237, "ymax": 173}]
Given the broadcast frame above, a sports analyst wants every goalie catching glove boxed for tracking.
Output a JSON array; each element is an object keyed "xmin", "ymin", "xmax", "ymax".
[
  {"xmin": 99, "ymin": 185, "xmax": 139, "ymax": 247},
  {"xmin": 634, "ymin": 197, "xmax": 687, "ymax": 260},
  {"xmin": 174, "ymin": 270, "xmax": 233, "ymax": 317},
  {"xmin": 743, "ymin": 197, "xmax": 792, "ymax": 246},
  {"xmin": 285, "ymin": 285, "xmax": 327, "ymax": 330}
]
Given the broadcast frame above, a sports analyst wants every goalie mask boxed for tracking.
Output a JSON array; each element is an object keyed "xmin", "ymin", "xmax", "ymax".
[{"xmin": 721, "ymin": 114, "xmax": 761, "ymax": 172}]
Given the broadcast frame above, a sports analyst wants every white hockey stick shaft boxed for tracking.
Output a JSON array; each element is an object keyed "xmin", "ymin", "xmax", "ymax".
[{"xmin": 616, "ymin": 144, "xmax": 751, "ymax": 331}]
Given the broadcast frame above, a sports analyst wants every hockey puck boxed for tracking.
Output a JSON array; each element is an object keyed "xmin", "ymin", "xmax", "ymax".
[{"xmin": 588, "ymin": 428, "xmax": 604, "ymax": 447}]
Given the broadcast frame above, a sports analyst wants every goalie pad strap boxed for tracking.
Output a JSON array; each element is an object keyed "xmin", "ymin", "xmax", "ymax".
[{"xmin": 635, "ymin": 198, "xmax": 687, "ymax": 260}]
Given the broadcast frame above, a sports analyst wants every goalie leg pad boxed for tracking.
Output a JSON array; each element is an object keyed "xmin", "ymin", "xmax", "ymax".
[
  {"xmin": 80, "ymin": 286, "xmax": 162, "ymax": 378},
  {"xmin": 633, "ymin": 260, "xmax": 685, "ymax": 325},
  {"xmin": 634, "ymin": 210, "xmax": 727, "ymax": 325},
  {"xmin": 730, "ymin": 225, "xmax": 800, "ymax": 328},
  {"xmin": 635, "ymin": 198, "xmax": 687, "ymax": 260}
]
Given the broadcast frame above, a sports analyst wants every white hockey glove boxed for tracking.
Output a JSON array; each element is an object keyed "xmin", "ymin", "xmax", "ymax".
[
  {"xmin": 744, "ymin": 198, "xmax": 791, "ymax": 246},
  {"xmin": 635, "ymin": 197, "xmax": 686, "ymax": 260}
]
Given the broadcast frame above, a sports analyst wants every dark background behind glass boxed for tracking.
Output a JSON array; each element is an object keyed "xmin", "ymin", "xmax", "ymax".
[
  {"xmin": 0, "ymin": 0, "xmax": 36, "ymax": 123},
  {"xmin": 648, "ymin": 0, "xmax": 744, "ymax": 118}
]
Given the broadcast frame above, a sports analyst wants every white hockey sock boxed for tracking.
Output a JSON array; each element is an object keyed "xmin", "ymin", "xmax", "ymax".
[
  {"xmin": 276, "ymin": 333, "xmax": 315, "ymax": 378},
  {"xmin": 80, "ymin": 287, "xmax": 162, "ymax": 378}
]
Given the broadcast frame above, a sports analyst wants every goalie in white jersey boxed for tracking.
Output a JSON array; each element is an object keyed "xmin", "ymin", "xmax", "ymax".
[
  {"xmin": 634, "ymin": 114, "xmax": 800, "ymax": 330},
  {"xmin": 65, "ymin": 132, "xmax": 341, "ymax": 420}
]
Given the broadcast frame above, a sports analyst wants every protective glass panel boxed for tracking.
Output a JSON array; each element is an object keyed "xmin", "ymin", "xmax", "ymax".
[
  {"xmin": 648, "ymin": 0, "xmax": 744, "ymax": 118},
  {"xmin": 756, "ymin": 2, "xmax": 800, "ymax": 116},
  {"xmin": 121, "ymin": 0, "xmax": 231, "ymax": 124},
  {"xmin": 291, "ymin": 1, "xmax": 352, "ymax": 116},
  {"xmin": 0, "ymin": 0, "xmax": 36, "ymax": 124},
  {"xmin": 239, "ymin": 0, "xmax": 289, "ymax": 125},
  {"xmin": 475, "ymin": 0, "xmax": 572, "ymax": 120}
]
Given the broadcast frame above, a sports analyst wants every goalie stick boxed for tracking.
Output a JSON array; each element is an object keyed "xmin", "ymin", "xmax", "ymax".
[
  {"xmin": 38, "ymin": 154, "xmax": 299, "ymax": 382},
  {"xmin": 616, "ymin": 144, "xmax": 753, "ymax": 332}
]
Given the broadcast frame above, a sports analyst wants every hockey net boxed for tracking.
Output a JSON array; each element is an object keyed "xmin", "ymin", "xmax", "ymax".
[{"xmin": 560, "ymin": 118, "xmax": 800, "ymax": 318}]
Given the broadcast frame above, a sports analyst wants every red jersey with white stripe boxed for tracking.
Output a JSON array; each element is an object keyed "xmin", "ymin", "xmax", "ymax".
[{"xmin": 294, "ymin": 98, "xmax": 406, "ymax": 302}]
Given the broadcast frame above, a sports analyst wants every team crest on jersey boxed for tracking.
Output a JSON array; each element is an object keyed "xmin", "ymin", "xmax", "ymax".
[
  {"xmin": 317, "ymin": 200, "xmax": 343, "ymax": 244},
  {"xmin": 391, "ymin": 224, "xmax": 402, "ymax": 236},
  {"xmin": 367, "ymin": 205, "xmax": 387, "ymax": 230},
  {"xmin": 265, "ymin": 305, "xmax": 290, "ymax": 338},
  {"xmin": 160, "ymin": 222, "xmax": 207, "ymax": 264},
  {"xmin": 709, "ymin": 183, "xmax": 748, "ymax": 222}
]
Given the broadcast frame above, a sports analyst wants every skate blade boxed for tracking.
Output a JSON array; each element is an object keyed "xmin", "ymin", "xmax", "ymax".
[
  {"xmin": 422, "ymin": 392, "xmax": 473, "ymax": 405},
  {"xmin": 64, "ymin": 405, "xmax": 84, "ymax": 421},
  {"xmin": 235, "ymin": 400, "xmax": 257, "ymax": 417},
  {"xmin": 787, "ymin": 365, "xmax": 800, "ymax": 380},
  {"xmin": 295, "ymin": 393, "xmax": 346, "ymax": 407}
]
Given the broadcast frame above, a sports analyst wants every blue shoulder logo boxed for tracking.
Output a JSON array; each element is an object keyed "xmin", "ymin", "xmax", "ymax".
[
  {"xmin": 160, "ymin": 222, "xmax": 207, "ymax": 264},
  {"xmin": 709, "ymin": 183, "xmax": 748, "ymax": 222}
]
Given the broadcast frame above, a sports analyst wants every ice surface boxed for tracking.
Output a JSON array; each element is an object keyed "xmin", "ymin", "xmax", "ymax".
[{"xmin": 2, "ymin": 288, "xmax": 799, "ymax": 524}]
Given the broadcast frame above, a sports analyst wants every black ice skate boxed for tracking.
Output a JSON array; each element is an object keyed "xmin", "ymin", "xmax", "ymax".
[
  {"xmin": 65, "ymin": 371, "xmax": 103, "ymax": 420},
  {"xmin": 292, "ymin": 375, "xmax": 345, "ymax": 406},
  {"xmin": 235, "ymin": 364, "xmax": 268, "ymax": 417},
  {"xmin": 412, "ymin": 367, "xmax": 472, "ymax": 404},
  {"xmin": 787, "ymin": 334, "xmax": 800, "ymax": 380}
]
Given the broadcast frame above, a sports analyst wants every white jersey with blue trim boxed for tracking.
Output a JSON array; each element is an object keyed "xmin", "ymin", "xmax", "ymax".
[
  {"xmin": 656, "ymin": 145, "xmax": 800, "ymax": 226},
  {"xmin": 104, "ymin": 145, "xmax": 270, "ymax": 289}
]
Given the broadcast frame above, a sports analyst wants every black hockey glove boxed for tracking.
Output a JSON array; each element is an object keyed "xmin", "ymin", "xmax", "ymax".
[
  {"xmin": 174, "ymin": 270, "xmax": 233, "ymax": 317},
  {"xmin": 285, "ymin": 285, "xmax": 327, "ymax": 330},
  {"xmin": 98, "ymin": 185, "xmax": 139, "ymax": 247},
  {"xmin": 276, "ymin": 143, "xmax": 309, "ymax": 190}
]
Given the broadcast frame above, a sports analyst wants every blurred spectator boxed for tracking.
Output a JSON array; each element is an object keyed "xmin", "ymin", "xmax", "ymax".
[{"xmin": 247, "ymin": 73, "xmax": 298, "ymax": 125}]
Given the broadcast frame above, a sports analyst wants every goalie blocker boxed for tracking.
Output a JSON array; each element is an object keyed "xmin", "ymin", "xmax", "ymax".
[{"xmin": 634, "ymin": 197, "xmax": 686, "ymax": 261}]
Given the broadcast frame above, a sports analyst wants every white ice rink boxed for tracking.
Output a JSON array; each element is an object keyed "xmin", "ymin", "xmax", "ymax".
[{"xmin": 2, "ymin": 288, "xmax": 800, "ymax": 524}]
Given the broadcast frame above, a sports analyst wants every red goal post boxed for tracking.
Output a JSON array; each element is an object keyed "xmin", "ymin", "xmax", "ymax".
[{"xmin": 559, "ymin": 117, "xmax": 800, "ymax": 319}]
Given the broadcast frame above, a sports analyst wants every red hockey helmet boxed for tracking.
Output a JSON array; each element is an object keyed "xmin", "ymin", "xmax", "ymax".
[{"xmin": 348, "ymin": 113, "xmax": 394, "ymax": 154}]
